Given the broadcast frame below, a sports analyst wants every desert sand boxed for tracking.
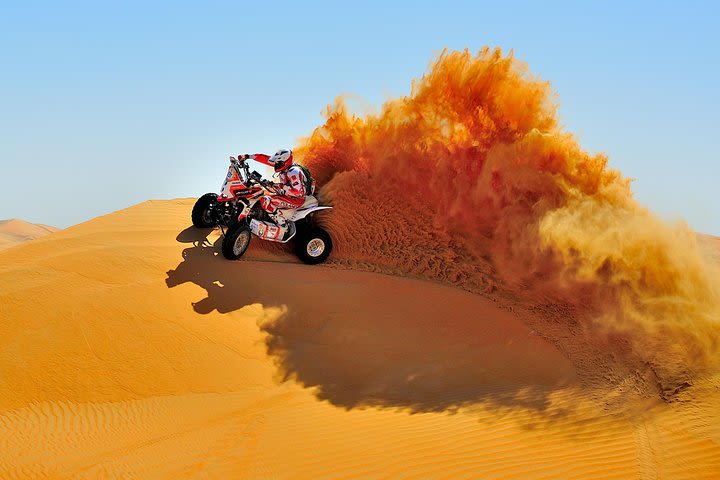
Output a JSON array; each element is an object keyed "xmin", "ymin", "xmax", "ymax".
[
  {"xmin": 0, "ymin": 219, "xmax": 58, "ymax": 251},
  {"xmin": 0, "ymin": 199, "xmax": 719, "ymax": 479}
]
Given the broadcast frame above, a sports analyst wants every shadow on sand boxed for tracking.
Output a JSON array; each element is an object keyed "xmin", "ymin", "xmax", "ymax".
[{"xmin": 166, "ymin": 226, "xmax": 579, "ymax": 416}]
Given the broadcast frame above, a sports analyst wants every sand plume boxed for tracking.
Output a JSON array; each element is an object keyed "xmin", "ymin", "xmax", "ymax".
[{"xmin": 296, "ymin": 47, "xmax": 720, "ymax": 382}]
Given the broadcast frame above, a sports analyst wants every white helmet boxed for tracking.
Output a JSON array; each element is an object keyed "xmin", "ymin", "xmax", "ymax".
[{"xmin": 268, "ymin": 149, "xmax": 293, "ymax": 172}]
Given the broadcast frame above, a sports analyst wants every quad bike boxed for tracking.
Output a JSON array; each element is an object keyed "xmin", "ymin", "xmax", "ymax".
[{"xmin": 191, "ymin": 155, "xmax": 333, "ymax": 264}]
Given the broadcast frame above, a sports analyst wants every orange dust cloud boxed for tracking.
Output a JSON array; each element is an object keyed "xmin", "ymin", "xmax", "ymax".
[{"xmin": 295, "ymin": 47, "xmax": 720, "ymax": 383}]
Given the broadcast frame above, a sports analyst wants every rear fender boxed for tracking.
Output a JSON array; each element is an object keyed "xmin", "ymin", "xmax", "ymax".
[{"xmin": 290, "ymin": 206, "xmax": 332, "ymax": 222}]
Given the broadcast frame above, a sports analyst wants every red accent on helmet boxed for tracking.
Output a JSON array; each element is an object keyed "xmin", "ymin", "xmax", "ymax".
[{"xmin": 274, "ymin": 152, "xmax": 293, "ymax": 172}]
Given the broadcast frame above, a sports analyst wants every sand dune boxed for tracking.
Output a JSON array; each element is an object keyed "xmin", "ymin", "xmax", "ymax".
[
  {"xmin": 699, "ymin": 234, "xmax": 720, "ymax": 265},
  {"xmin": 0, "ymin": 218, "xmax": 58, "ymax": 251},
  {"xmin": 1, "ymin": 199, "xmax": 719, "ymax": 478}
]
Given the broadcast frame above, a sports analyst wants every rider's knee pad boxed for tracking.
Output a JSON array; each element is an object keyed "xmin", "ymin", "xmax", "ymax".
[{"xmin": 260, "ymin": 196, "xmax": 276, "ymax": 212}]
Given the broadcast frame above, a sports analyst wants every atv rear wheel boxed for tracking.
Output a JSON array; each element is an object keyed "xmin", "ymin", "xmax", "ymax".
[
  {"xmin": 192, "ymin": 193, "xmax": 218, "ymax": 228},
  {"xmin": 295, "ymin": 227, "xmax": 332, "ymax": 264},
  {"xmin": 222, "ymin": 223, "xmax": 252, "ymax": 260}
]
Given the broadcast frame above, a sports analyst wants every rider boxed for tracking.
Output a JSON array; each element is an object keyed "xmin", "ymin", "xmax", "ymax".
[{"xmin": 240, "ymin": 149, "xmax": 307, "ymax": 224}]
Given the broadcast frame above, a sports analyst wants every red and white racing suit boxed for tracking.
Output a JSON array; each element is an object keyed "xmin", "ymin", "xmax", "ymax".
[{"xmin": 245, "ymin": 154, "xmax": 307, "ymax": 213}]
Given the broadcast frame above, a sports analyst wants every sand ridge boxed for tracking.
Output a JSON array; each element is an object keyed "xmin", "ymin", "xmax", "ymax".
[{"xmin": 0, "ymin": 199, "xmax": 719, "ymax": 478}]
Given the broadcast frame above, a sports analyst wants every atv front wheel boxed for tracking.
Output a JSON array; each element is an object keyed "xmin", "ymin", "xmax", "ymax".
[
  {"xmin": 222, "ymin": 223, "xmax": 252, "ymax": 260},
  {"xmin": 295, "ymin": 227, "xmax": 332, "ymax": 264},
  {"xmin": 192, "ymin": 193, "xmax": 218, "ymax": 228}
]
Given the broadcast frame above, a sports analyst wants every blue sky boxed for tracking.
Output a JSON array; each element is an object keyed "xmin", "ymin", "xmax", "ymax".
[{"xmin": 1, "ymin": 1, "xmax": 718, "ymax": 233}]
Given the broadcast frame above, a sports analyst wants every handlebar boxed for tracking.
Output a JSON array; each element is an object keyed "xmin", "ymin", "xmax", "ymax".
[
  {"xmin": 246, "ymin": 169, "xmax": 280, "ymax": 193},
  {"xmin": 230, "ymin": 155, "xmax": 249, "ymax": 164},
  {"xmin": 230, "ymin": 156, "xmax": 280, "ymax": 193}
]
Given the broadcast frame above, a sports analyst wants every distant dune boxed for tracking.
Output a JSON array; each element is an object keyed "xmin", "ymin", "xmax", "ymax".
[
  {"xmin": 0, "ymin": 199, "xmax": 718, "ymax": 479},
  {"xmin": 699, "ymin": 233, "xmax": 720, "ymax": 264},
  {"xmin": 0, "ymin": 218, "xmax": 58, "ymax": 251}
]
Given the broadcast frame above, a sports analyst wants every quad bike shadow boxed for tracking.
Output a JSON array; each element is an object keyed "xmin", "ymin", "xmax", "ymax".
[
  {"xmin": 166, "ymin": 226, "xmax": 284, "ymax": 314},
  {"xmin": 165, "ymin": 225, "xmax": 580, "ymax": 418}
]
